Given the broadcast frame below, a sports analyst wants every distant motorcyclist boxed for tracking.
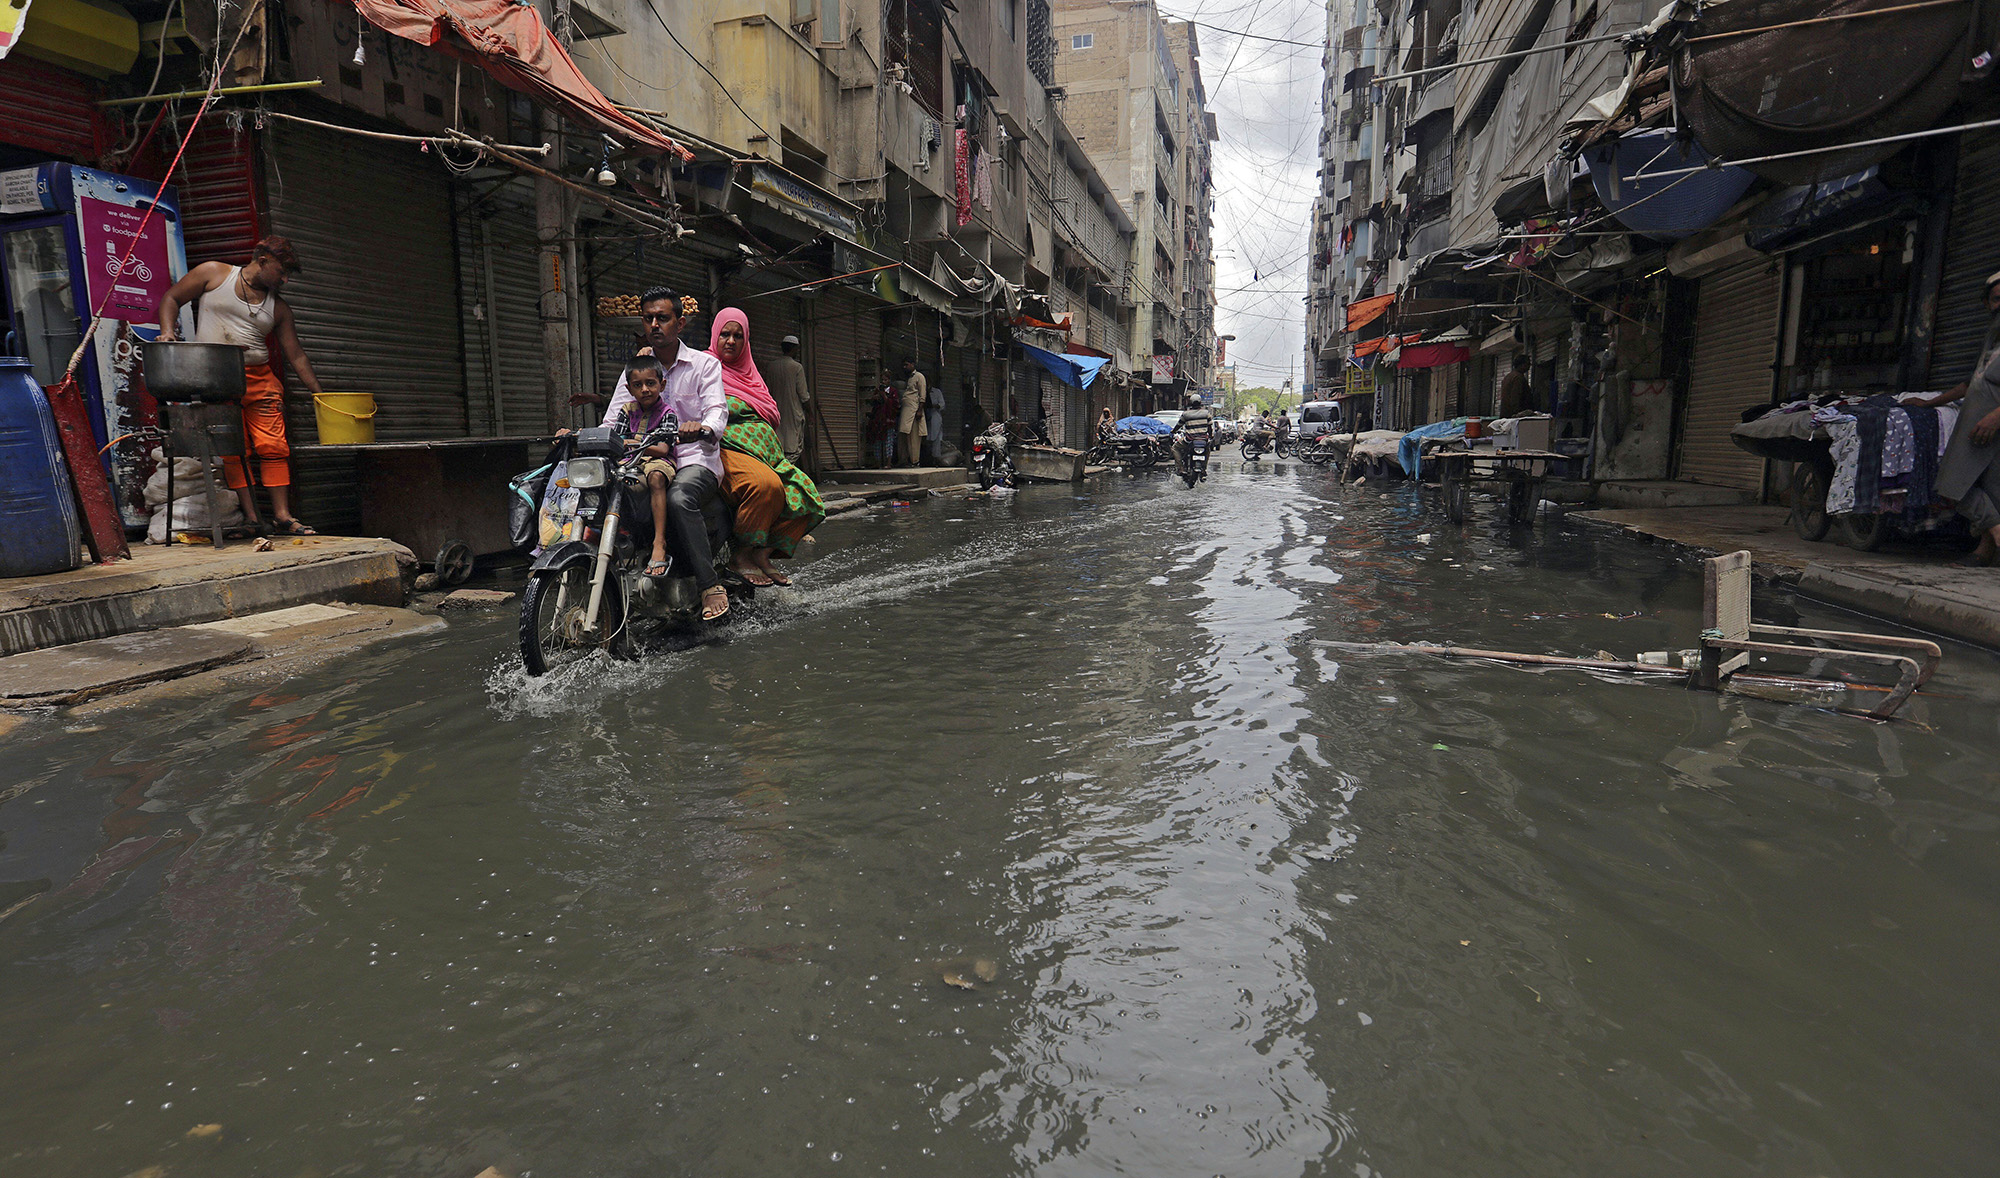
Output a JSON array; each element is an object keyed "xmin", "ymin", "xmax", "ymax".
[{"xmin": 1171, "ymin": 393, "xmax": 1213, "ymax": 472}]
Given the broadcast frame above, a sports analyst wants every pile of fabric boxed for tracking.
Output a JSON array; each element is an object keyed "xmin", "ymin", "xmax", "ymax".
[
  {"xmin": 1753, "ymin": 394, "xmax": 1957, "ymax": 519},
  {"xmin": 142, "ymin": 447, "xmax": 244, "ymax": 543}
]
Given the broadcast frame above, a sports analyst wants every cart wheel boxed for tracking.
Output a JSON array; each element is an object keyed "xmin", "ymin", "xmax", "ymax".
[
  {"xmin": 1505, "ymin": 476, "xmax": 1535, "ymax": 525},
  {"xmin": 435, "ymin": 538, "xmax": 474, "ymax": 585},
  {"xmin": 1835, "ymin": 512, "xmax": 1886, "ymax": 552},
  {"xmin": 1790, "ymin": 463, "xmax": 1831, "ymax": 542},
  {"xmin": 1443, "ymin": 463, "xmax": 1468, "ymax": 525}
]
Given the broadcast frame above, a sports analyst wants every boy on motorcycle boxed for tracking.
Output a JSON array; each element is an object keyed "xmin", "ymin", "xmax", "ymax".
[{"xmin": 611, "ymin": 356, "xmax": 678, "ymax": 577}]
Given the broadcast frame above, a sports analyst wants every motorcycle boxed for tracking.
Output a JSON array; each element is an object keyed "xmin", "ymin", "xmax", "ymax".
[
  {"xmin": 970, "ymin": 422, "xmax": 1016, "ymax": 489},
  {"xmin": 1297, "ymin": 434, "xmax": 1341, "ymax": 466},
  {"xmin": 1241, "ymin": 430, "xmax": 1272, "ymax": 462},
  {"xmin": 1085, "ymin": 430, "xmax": 1163, "ymax": 469},
  {"xmin": 1177, "ymin": 435, "xmax": 1209, "ymax": 488},
  {"xmin": 517, "ymin": 418, "xmax": 748, "ymax": 675}
]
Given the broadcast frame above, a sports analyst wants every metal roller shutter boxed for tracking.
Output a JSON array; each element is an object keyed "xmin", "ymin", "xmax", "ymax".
[
  {"xmin": 176, "ymin": 122, "xmax": 262, "ymax": 266},
  {"xmin": 805, "ymin": 289, "xmax": 871, "ymax": 471},
  {"xmin": 456, "ymin": 179, "xmax": 545, "ymax": 435},
  {"xmin": 0, "ymin": 58, "xmax": 102, "ymax": 160},
  {"xmin": 1931, "ymin": 130, "xmax": 2000, "ymax": 386},
  {"xmin": 264, "ymin": 120, "xmax": 467, "ymax": 441},
  {"xmin": 1679, "ymin": 258, "xmax": 1780, "ymax": 490}
]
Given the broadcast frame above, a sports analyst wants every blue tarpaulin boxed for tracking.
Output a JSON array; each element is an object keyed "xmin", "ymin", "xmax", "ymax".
[
  {"xmin": 1398, "ymin": 418, "xmax": 1467, "ymax": 477},
  {"xmin": 1115, "ymin": 415, "xmax": 1170, "ymax": 435},
  {"xmin": 1020, "ymin": 342, "xmax": 1110, "ymax": 390}
]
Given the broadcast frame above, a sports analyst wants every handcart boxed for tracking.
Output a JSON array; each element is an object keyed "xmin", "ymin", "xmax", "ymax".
[{"xmin": 1433, "ymin": 448, "xmax": 1563, "ymax": 526}]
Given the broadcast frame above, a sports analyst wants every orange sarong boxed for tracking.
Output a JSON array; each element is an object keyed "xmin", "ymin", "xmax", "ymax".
[{"xmin": 222, "ymin": 362, "xmax": 290, "ymax": 489}]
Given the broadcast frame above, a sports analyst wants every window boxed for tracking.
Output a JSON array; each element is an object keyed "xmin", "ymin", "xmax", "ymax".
[{"xmin": 1071, "ymin": 32, "xmax": 1093, "ymax": 50}]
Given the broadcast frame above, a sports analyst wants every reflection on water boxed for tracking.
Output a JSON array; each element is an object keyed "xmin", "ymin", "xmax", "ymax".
[{"xmin": 3, "ymin": 465, "xmax": 1999, "ymax": 1177}]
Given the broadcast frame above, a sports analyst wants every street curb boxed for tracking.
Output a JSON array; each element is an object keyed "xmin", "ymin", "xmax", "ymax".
[{"xmin": 1797, "ymin": 565, "xmax": 2000, "ymax": 650}]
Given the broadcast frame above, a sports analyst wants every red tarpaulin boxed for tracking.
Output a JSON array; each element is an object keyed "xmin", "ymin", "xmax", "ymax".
[
  {"xmin": 1397, "ymin": 342, "xmax": 1471, "ymax": 369},
  {"xmin": 1346, "ymin": 292, "xmax": 1395, "ymax": 332},
  {"xmin": 347, "ymin": 0, "xmax": 691, "ymax": 159}
]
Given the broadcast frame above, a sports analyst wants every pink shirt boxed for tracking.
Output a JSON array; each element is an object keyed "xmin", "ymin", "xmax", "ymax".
[{"xmin": 603, "ymin": 342, "xmax": 730, "ymax": 477}]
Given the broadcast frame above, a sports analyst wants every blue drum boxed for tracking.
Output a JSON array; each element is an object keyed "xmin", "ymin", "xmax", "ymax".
[{"xmin": 0, "ymin": 356, "xmax": 83, "ymax": 577}]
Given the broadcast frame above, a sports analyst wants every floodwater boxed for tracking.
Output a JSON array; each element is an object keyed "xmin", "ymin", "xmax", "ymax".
[{"xmin": 3, "ymin": 461, "xmax": 1999, "ymax": 1178}]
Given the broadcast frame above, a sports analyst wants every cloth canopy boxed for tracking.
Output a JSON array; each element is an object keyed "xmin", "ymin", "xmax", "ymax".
[
  {"xmin": 1354, "ymin": 332, "xmax": 1421, "ymax": 358},
  {"xmin": 1115, "ymin": 415, "xmax": 1170, "ymax": 434},
  {"xmin": 1021, "ymin": 342, "xmax": 1109, "ymax": 390},
  {"xmin": 1397, "ymin": 342, "xmax": 1471, "ymax": 369},
  {"xmin": 347, "ymin": 0, "xmax": 690, "ymax": 159},
  {"xmin": 1346, "ymin": 293, "xmax": 1395, "ymax": 332}
]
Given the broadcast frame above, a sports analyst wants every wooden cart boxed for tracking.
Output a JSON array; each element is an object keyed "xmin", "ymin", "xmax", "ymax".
[{"xmin": 1433, "ymin": 447, "xmax": 1563, "ymax": 526}]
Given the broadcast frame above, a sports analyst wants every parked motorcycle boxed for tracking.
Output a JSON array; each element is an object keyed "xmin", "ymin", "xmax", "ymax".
[
  {"xmin": 517, "ymin": 419, "xmax": 747, "ymax": 675},
  {"xmin": 1177, "ymin": 437, "xmax": 1209, "ymax": 488},
  {"xmin": 1297, "ymin": 434, "xmax": 1341, "ymax": 466},
  {"xmin": 1085, "ymin": 430, "xmax": 1163, "ymax": 469},
  {"xmin": 970, "ymin": 422, "xmax": 1016, "ymax": 489}
]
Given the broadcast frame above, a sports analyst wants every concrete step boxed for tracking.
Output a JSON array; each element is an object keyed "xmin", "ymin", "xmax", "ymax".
[
  {"xmin": 821, "ymin": 467, "xmax": 969, "ymax": 489},
  {"xmin": 1595, "ymin": 480, "xmax": 1755, "ymax": 509},
  {"xmin": 0, "ymin": 537, "xmax": 414, "ymax": 657}
]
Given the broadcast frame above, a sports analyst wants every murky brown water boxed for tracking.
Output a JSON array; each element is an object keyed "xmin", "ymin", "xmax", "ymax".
[{"xmin": 4, "ymin": 463, "xmax": 1999, "ymax": 1177}]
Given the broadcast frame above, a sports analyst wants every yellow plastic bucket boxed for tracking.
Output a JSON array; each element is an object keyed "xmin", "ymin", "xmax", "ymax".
[{"xmin": 313, "ymin": 392, "xmax": 377, "ymax": 444}]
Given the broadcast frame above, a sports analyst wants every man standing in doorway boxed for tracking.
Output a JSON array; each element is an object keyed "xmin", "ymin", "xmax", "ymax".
[
  {"xmin": 155, "ymin": 236, "xmax": 326, "ymax": 535},
  {"xmin": 1498, "ymin": 354, "xmax": 1531, "ymax": 418},
  {"xmin": 897, "ymin": 357, "xmax": 928, "ymax": 467},
  {"xmin": 769, "ymin": 334, "xmax": 813, "ymax": 468}
]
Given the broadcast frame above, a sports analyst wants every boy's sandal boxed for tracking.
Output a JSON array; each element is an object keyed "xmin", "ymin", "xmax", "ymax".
[{"xmin": 644, "ymin": 559, "xmax": 670, "ymax": 577}]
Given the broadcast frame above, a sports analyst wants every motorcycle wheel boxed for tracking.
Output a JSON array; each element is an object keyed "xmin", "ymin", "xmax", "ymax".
[
  {"xmin": 520, "ymin": 563, "xmax": 627, "ymax": 676},
  {"xmin": 1275, "ymin": 439, "xmax": 1293, "ymax": 458},
  {"xmin": 976, "ymin": 458, "xmax": 995, "ymax": 490},
  {"xmin": 1183, "ymin": 466, "xmax": 1198, "ymax": 489},
  {"xmin": 1240, "ymin": 441, "xmax": 1259, "ymax": 462}
]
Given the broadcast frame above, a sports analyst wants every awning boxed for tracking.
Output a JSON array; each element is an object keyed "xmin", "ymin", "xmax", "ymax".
[
  {"xmin": 348, "ymin": 0, "xmax": 691, "ymax": 159},
  {"xmin": 1346, "ymin": 292, "xmax": 1395, "ymax": 332},
  {"xmin": 1586, "ymin": 129, "xmax": 1755, "ymax": 240},
  {"xmin": 1354, "ymin": 331, "xmax": 1420, "ymax": 358},
  {"xmin": 1397, "ymin": 341, "xmax": 1471, "ymax": 369},
  {"xmin": 1021, "ymin": 342, "xmax": 1109, "ymax": 390}
]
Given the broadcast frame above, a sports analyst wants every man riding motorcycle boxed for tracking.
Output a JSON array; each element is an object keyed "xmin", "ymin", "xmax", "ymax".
[{"xmin": 1171, "ymin": 393, "xmax": 1213, "ymax": 474}]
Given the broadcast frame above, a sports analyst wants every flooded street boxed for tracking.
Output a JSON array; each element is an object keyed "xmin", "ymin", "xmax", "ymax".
[{"xmin": 4, "ymin": 462, "xmax": 1999, "ymax": 1178}]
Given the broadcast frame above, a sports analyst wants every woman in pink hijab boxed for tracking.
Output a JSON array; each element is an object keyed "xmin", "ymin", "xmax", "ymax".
[{"xmin": 709, "ymin": 307, "xmax": 825, "ymax": 585}]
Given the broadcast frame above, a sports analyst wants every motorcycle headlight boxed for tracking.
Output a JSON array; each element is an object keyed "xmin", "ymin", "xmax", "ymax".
[{"xmin": 567, "ymin": 457, "xmax": 609, "ymax": 489}]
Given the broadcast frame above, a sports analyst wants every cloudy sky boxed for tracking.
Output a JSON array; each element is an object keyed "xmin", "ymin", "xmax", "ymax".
[{"xmin": 1167, "ymin": 0, "xmax": 1327, "ymax": 395}]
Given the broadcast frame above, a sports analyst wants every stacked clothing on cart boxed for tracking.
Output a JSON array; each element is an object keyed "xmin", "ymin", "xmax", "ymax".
[{"xmin": 1821, "ymin": 395, "xmax": 1957, "ymax": 519}]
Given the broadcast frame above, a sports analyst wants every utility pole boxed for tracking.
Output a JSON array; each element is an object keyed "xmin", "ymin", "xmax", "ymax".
[{"xmin": 537, "ymin": 0, "xmax": 578, "ymax": 432}]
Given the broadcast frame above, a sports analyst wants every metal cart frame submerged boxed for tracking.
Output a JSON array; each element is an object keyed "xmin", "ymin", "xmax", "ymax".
[{"xmin": 1433, "ymin": 448, "xmax": 1563, "ymax": 526}]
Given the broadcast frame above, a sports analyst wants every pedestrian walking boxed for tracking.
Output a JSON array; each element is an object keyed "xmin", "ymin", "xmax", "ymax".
[
  {"xmin": 769, "ymin": 333, "xmax": 813, "ymax": 468},
  {"xmin": 155, "ymin": 235, "xmax": 325, "ymax": 536},
  {"xmin": 897, "ymin": 358, "xmax": 927, "ymax": 467}
]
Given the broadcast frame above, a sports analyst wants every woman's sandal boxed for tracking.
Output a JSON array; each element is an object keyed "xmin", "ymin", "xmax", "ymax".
[
  {"xmin": 701, "ymin": 584, "xmax": 730, "ymax": 621},
  {"xmin": 731, "ymin": 564, "xmax": 774, "ymax": 587},
  {"xmin": 758, "ymin": 564, "xmax": 792, "ymax": 586}
]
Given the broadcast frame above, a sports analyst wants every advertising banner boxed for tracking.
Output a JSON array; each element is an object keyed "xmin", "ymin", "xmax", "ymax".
[{"xmin": 79, "ymin": 196, "xmax": 173, "ymax": 325}]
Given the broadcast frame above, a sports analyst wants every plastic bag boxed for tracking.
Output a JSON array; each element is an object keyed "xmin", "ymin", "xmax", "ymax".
[
  {"xmin": 507, "ymin": 463, "xmax": 553, "ymax": 552},
  {"xmin": 536, "ymin": 461, "xmax": 585, "ymax": 549}
]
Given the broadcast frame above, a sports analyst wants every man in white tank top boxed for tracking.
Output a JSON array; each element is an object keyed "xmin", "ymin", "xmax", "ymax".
[{"xmin": 156, "ymin": 236, "xmax": 328, "ymax": 535}]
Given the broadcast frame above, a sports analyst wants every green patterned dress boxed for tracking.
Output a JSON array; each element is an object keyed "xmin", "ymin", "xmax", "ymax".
[{"xmin": 721, "ymin": 395, "xmax": 826, "ymax": 556}]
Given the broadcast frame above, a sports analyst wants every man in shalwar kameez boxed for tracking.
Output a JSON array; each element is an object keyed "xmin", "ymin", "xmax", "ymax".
[{"xmin": 1928, "ymin": 272, "xmax": 2000, "ymax": 565}]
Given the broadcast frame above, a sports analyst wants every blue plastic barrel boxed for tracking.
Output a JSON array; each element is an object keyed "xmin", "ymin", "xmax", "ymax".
[{"xmin": 0, "ymin": 356, "xmax": 83, "ymax": 577}]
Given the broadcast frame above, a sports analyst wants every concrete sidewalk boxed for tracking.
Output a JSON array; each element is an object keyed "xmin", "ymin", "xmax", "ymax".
[
  {"xmin": 0, "ymin": 537, "xmax": 415, "ymax": 657},
  {"xmin": 1573, "ymin": 505, "xmax": 2000, "ymax": 648}
]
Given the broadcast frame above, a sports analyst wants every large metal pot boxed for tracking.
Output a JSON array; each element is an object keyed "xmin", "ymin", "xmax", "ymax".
[{"xmin": 144, "ymin": 341, "xmax": 247, "ymax": 402}]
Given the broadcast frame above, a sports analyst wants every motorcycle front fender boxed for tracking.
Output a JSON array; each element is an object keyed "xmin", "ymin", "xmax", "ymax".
[{"xmin": 528, "ymin": 539, "xmax": 598, "ymax": 574}]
